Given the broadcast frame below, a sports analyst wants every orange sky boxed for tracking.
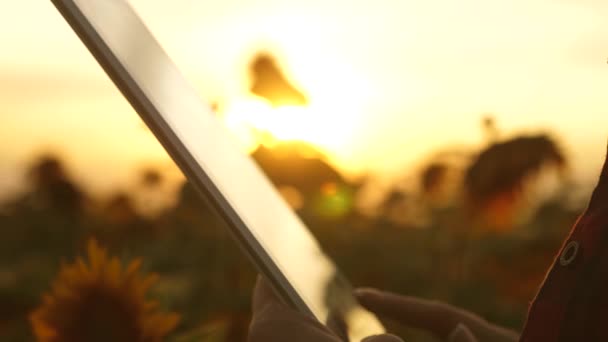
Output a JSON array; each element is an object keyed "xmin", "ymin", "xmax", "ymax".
[{"xmin": 1, "ymin": 0, "xmax": 607, "ymax": 201}]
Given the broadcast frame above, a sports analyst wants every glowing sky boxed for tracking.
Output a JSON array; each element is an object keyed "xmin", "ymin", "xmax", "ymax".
[{"xmin": 0, "ymin": 0, "xmax": 607, "ymax": 200}]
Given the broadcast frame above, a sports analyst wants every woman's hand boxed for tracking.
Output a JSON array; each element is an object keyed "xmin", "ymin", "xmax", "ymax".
[
  {"xmin": 248, "ymin": 276, "xmax": 519, "ymax": 342},
  {"xmin": 248, "ymin": 277, "xmax": 402, "ymax": 342},
  {"xmin": 355, "ymin": 288, "xmax": 519, "ymax": 342}
]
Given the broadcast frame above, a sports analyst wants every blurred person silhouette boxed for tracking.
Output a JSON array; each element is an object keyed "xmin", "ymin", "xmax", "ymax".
[{"xmin": 248, "ymin": 141, "xmax": 608, "ymax": 341}]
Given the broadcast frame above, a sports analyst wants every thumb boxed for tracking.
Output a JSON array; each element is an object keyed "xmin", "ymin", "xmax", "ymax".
[
  {"xmin": 361, "ymin": 333, "xmax": 404, "ymax": 342},
  {"xmin": 448, "ymin": 324, "xmax": 478, "ymax": 342}
]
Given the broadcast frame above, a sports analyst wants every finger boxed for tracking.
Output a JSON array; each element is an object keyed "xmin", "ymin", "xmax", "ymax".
[
  {"xmin": 448, "ymin": 324, "xmax": 478, "ymax": 342},
  {"xmin": 251, "ymin": 276, "xmax": 324, "ymax": 325},
  {"xmin": 252, "ymin": 275, "xmax": 280, "ymax": 314},
  {"xmin": 249, "ymin": 315, "xmax": 342, "ymax": 342},
  {"xmin": 326, "ymin": 310, "xmax": 349, "ymax": 341},
  {"xmin": 355, "ymin": 288, "xmax": 465, "ymax": 338},
  {"xmin": 249, "ymin": 276, "xmax": 341, "ymax": 342},
  {"xmin": 355, "ymin": 288, "xmax": 518, "ymax": 341},
  {"xmin": 361, "ymin": 333, "xmax": 404, "ymax": 342}
]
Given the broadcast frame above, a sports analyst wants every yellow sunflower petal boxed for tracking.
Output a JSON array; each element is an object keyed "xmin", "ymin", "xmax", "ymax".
[
  {"xmin": 124, "ymin": 259, "xmax": 142, "ymax": 278},
  {"xmin": 106, "ymin": 257, "xmax": 122, "ymax": 287},
  {"xmin": 87, "ymin": 239, "xmax": 107, "ymax": 273},
  {"xmin": 138, "ymin": 273, "xmax": 160, "ymax": 294},
  {"xmin": 143, "ymin": 313, "xmax": 180, "ymax": 338}
]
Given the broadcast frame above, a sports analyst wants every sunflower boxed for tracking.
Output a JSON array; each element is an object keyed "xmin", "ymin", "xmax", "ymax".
[
  {"xmin": 30, "ymin": 240, "xmax": 179, "ymax": 342},
  {"xmin": 463, "ymin": 134, "xmax": 566, "ymax": 229}
]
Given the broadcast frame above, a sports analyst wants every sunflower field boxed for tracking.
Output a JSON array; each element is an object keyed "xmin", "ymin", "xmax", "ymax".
[{"xmin": 0, "ymin": 131, "xmax": 585, "ymax": 342}]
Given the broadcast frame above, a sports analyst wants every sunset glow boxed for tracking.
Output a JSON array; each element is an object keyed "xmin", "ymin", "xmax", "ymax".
[
  {"xmin": 0, "ymin": 0, "xmax": 607, "ymax": 200},
  {"xmin": 221, "ymin": 97, "xmax": 362, "ymax": 156}
]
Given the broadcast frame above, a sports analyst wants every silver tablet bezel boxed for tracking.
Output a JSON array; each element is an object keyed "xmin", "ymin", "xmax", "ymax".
[{"xmin": 50, "ymin": 0, "xmax": 313, "ymax": 317}]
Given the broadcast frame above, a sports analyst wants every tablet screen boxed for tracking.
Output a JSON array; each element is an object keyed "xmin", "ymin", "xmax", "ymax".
[{"xmin": 51, "ymin": 0, "xmax": 385, "ymax": 339}]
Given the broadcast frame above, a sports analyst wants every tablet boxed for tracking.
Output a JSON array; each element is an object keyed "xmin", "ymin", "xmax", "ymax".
[{"xmin": 50, "ymin": 0, "xmax": 385, "ymax": 340}]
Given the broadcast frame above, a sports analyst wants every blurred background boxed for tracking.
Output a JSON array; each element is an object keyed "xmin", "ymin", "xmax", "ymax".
[{"xmin": 1, "ymin": 0, "xmax": 607, "ymax": 341}]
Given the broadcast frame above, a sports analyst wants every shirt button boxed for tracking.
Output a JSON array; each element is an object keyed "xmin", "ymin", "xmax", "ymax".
[{"xmin": 560, "ymin": 241, "xmax": 580, "ymax": 266}]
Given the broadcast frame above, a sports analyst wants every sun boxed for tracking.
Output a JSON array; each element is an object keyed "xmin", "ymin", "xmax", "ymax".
[
  {"xmin": 219, "ymin": 45, "xmax": 376, "ymax": 174},
  {"xmin": 220, "ymin": 96, "xmax": 360, "ymax": 159}
]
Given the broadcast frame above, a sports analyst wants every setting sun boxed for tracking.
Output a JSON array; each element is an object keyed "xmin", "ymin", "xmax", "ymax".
[
  {"xmin": 220, "ymin": 96, "xmax": 361, "ymax": 158},
  {"xmin": 0, "ymin": 0, "xmax": 607, "ymax": 200},
  {"xmin": 219, "ymin": 49, "xmax": 375, "ymax": 171}
]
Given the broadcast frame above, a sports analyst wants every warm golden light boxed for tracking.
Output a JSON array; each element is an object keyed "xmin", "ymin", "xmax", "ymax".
[
  {"xmin": 220, "ymin": 96, "xmax": 361, "ymax": 160},
  {"xmin": 0, "ymin": 0, "xmax": 607, "ymax": 198}
]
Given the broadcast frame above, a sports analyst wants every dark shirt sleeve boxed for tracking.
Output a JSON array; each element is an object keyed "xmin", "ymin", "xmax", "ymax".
[{"xmin": 520, "ymin": 144, "xmax": 608, "ymax": 342}]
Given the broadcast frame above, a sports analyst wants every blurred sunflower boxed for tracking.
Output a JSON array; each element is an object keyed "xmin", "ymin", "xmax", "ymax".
[
  {"xmin": 30, "ymin": 240, "xmax": 179, "ymax": 342},
  {"xmin": 463, "ymin": 134, "xmax": 566, "ymax": 229}
]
